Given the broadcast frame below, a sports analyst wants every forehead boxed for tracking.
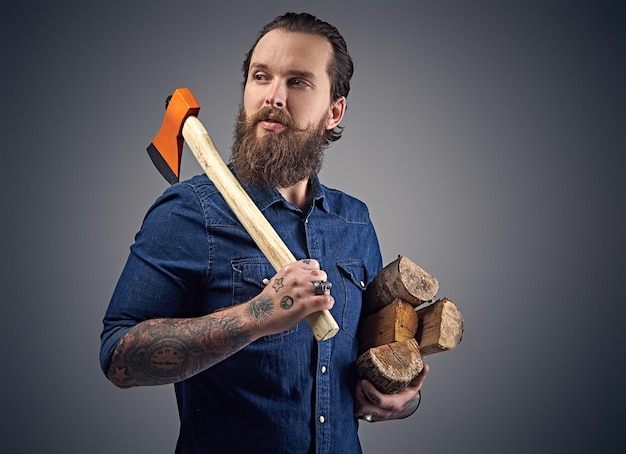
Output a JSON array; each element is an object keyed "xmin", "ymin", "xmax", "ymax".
[{"xmin": 250, "ymin": 29, "xmax": 333, "ymax": 78}]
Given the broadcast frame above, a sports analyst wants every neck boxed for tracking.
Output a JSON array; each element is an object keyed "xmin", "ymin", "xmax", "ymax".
[{"xmin": 278, "ymin": 179, "xmax": 311, "ymax": 211}]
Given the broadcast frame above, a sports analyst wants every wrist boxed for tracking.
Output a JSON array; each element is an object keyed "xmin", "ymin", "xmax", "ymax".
[{"xmin": 241, "ymin": 294, "xmax": 276, "ymax": 340}]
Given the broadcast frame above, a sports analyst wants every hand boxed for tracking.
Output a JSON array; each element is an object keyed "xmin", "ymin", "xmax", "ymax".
[
  {"xmin": 354, "ymin": 363, "xmax": 429, "ymax": 422},
  {"xmin": 246, "ymin": 259, "xmax": 335, "ymax": 338}
]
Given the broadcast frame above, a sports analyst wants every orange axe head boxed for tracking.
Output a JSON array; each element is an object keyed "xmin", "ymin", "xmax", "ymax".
[{"xmin": 147, "ymin": 88, "xmax": 201, "ymax": 184}]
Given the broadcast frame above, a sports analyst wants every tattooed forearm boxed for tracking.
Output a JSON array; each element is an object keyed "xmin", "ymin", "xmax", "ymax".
[{"xmin": 107, "ymin": 313, "xmax": 250, "ymax": 388}]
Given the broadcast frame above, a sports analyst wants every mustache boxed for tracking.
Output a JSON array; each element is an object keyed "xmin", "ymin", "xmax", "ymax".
[{"xmin": 247, "ymin": 106, "xmax": 303, "ymax": 132}]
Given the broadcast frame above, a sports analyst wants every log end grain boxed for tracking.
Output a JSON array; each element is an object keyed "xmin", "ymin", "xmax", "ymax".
[
  {"xmin": 356, "ymin": 338, "xmax": 423, "ymax": 394},
  {"xmin": 362, "ymin": 256, "xmax": 439, "ymax": 315},
  {"xmin": 398, "ymin": 256, "xmax": 440, "ymax": 304},
  {"xmin": 416, "ymin": 297, "xmax": 464, "ymax": 356}
]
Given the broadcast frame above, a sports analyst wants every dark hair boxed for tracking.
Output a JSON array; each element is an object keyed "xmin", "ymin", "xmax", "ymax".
[{"xmin": 242, "ymin": 12, "xmax": 354, "ymax": 143}]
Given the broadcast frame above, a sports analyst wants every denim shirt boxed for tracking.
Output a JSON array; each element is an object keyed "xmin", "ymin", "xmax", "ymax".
[{"xmin": 100, "ymin": 173, "xmax": 382, "ymax": 453}]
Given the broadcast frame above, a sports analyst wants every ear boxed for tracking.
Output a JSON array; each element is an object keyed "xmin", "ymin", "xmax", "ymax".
[{"xmin": 326, "ymin": 96, "xmax": 346, "ymax": 130}]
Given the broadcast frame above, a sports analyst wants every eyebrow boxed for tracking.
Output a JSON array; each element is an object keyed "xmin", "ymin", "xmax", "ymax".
[{"xmin": 250, "ymin": 63, "xmax": 317, "ymax": 81}]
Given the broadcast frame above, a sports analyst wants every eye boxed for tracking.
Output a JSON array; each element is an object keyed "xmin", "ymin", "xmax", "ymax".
[
  {"xmin": 253, "ymin": 72, "xmax": 268, "ymax": 82},
  {"xmin": 291, "ymin": 78, "xmax": 310, "ymax": 88}
]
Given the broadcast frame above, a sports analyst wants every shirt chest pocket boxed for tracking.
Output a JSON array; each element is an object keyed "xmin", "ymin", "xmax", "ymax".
[
  {"xmin": 231, "ymin": 258, "xmax": 299, "ymax": 341},
  {"xmin": 335, "ymin": 261, "xmax": 367, "ymax": 338}
]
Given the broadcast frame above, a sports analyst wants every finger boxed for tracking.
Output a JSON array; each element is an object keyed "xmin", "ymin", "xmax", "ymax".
[
  {"xmin": 353, "ymin": 381, "xmax": 373, "ymax": 417},
  {"xmin": 312, "ymin": 280, "xmax": 332, "ymax": 296},
  {"xmin": 359, "ymin": 379, "xmax": 404, "ymax": 414},
  {"xmin": 299, "ymin": 258, "xmax": 320, "ymax": 270},
  {"xmin": 408, "ymin": 363, "xmax": 429, "ymax": 389},
  {"xmin": 310, "ymin": 269, "xmax": 328, "ymax": 282},
  {"xmin": 354, "ymin": 385, "xmax": 384, "ymax": 422},
  {"xmin": 359, "ymin": 379, "xmax": 383, "ymax": 407}
]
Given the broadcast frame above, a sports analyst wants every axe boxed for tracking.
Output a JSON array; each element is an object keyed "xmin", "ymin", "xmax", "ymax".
[{"xmin": 146, "ymin": 88, "xmax": 339, "ymax": 341}]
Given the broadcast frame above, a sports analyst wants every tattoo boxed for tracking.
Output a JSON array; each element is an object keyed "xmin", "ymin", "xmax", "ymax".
[
  {"xmin": 280, "ymin": 295, "xmax": 294, "ymax": 310},
  {"xmin": 302, "ymin": 259, "xmax": 311, "ymax": 264},
  {"xmin": 200, "ymin": 315, "xmax": 249, "ymax": 355},
  {"xmin": 387, "ymin": 401, "xmax": 419, "ymax": 419},
  {"xmin": 146, "ymin": 338, "xmax": 189, "ymax": 380},
  {"xmin": 400, "ymin": 399, "xmax": 420, "ymax": 416},
  {"xmin": 107, "ymin": 314, "xmax": 250, "ymax": 388},
  {"xmin": 367, "ymin": 391, "xmax": 380, "ymax": 405},
  {"xmin": 272, "ymin": 277, "xmax": 284, "ymax": 292},
  {"xmin": 386, "ymin": 390, "xmax": 422, "ymax": 420},
  {"xmin": 247, "ymin": 295, "xmax": 274, "ymax": 322}
]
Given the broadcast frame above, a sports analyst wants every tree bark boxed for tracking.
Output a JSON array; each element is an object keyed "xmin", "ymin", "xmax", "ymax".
[{"xmin": 362, "ymin": 255, "xmax": 439, "ymax": 316}]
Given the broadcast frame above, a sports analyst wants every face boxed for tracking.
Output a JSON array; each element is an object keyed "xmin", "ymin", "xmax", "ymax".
[
  {"xmin": 231, "ymin": 29, "xmax": 346, "ymax": 188},
  {"xmin": 244, "ymin": 29, "xmax": 343, "ymax": 134}
]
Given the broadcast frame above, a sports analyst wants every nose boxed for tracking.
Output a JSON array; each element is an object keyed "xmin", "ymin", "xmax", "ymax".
[{"xmin": 265, "ymin": 82, "xmax": 286, "ymax": 109}]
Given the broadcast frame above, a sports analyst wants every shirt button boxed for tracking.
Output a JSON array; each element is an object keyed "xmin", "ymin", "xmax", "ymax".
[
  {"xmin": 319, "ymin": 415, "xmax": 325, "ymax": 424},
  {"xmin": 262, "ymin": 278, "xmax": 270, "ymax": 285},
  {"xmin": 360, "ymin": 280, "xmax": 365, "ymax": 288},
  {"xmin": 320, "ymin": 365, "xmax": 327, "ymax": 374}
]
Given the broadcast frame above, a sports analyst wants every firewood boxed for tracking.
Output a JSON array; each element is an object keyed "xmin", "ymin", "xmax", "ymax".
[
  {"xmin": 358, "ymin": 299, "xmax": 418, "ymax": 355},
  {"xmin": 362, "ymin": 255, "xmax": 439, "ymax": 315},
  {"xmin": 356, "ymin": 338, "xmax": 423, "ymax": 394},
  {"xmin": 415, "ymin": 298, "xmax": 464, "ymax": 356}
]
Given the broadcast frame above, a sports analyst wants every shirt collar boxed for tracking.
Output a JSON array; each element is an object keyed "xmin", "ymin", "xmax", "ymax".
[
  {"xmin": 232, "ymin": 166, "xmax": 329, "ymax": 213},
  {"xmin": 310, "ymin": 176, "xmax": 330, "ymax": 212}
]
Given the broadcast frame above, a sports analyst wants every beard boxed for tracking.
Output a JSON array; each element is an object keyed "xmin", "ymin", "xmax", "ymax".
[{"xmin": 230, "ymin": 105, "xmax": 328, "ymax": 189}]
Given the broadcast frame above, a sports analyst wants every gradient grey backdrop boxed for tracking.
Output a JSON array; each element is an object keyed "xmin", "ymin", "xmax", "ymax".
[{"xmin": 3, "ymin": 1, "xmax": 624, "ymax": 452}]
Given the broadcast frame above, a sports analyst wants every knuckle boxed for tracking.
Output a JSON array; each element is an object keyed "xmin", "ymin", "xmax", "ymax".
[{"xmin": 304, "ymin": 258, "xmax": 319, "ymax": 269}]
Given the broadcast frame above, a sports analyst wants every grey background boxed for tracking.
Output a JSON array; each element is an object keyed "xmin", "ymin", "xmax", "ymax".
[{"xmin": 3, "ymin": 0, "xmax": 624, "ymax": 452}]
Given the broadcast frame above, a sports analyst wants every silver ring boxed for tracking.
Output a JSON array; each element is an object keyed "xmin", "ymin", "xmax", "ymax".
[
  {"xmin": 312, "ymin": 280, "xmax": 332, "ymax": 295},
  {"xmin": 362, "ymin": 414, "xmax": 373, "ymax": 422}
]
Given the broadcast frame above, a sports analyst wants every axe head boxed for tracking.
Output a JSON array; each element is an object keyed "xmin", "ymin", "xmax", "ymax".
[{"xmin": 147, "ymin": 88, "xmax": 201, "ymax": 184}]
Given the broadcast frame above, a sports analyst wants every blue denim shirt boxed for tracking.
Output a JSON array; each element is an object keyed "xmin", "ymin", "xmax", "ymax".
[{"xmin": 100, "ymin": 173, "xmax": 382, "ymax": 453}]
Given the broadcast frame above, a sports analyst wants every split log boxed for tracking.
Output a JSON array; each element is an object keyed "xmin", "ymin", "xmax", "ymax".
[
  {"xmin": 415, "ymin": 298, "xmax": 464, "ymax": 356},
  {"xmin": 358, "ymin": 299, "xmax": 418, "ymax": 355},
  {"xmin": 356, "ymin": 257, "xmax": 463, "ymax": 394},
  {"xmin": 356, "ymin": 338, "xmax": 423, "ymax": 394},
  {"xmin": 356, "ymin": 297, "xmax": 464, "ymax": 393},
  {"xmin": 362, "ymin": 255, "xmax": 439, "ymax": 316}
]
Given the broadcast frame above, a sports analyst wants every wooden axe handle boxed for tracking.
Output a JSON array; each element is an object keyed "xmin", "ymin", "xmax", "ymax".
[{"xmin": 182, "ymin": 116, "xmax": 339, "ymax": 341}]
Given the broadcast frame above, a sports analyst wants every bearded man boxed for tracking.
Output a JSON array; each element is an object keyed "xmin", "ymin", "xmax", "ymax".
[{"xmin": 100, "ymin": 12, "xmax": 427, "ymax": 454}]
